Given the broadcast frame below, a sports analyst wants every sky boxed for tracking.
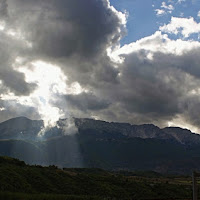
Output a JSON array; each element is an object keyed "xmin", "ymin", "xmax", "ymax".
[
  {"xmin": 110, "ymin": 0, "xmax": 200, "ymax": 44},
  {"xmin": 0, "ymin": 0, "xmax": 200, "ymax": 133}
]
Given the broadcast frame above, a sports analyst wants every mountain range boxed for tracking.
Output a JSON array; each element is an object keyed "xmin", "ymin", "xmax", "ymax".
[{"xmin": 0, "ymin": 116, "xmax": 200, "ymax": 174}]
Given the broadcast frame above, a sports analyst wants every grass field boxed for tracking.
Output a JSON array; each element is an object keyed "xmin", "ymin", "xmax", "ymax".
[{"xmin": 0, "ymin": 156, "xmax": 196, "ymax": 200}]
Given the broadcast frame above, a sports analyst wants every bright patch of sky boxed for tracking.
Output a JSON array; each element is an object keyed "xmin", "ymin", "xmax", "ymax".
[{"xmin": 110, "ymin": 0, "xmax": 200, "ymax": 44}]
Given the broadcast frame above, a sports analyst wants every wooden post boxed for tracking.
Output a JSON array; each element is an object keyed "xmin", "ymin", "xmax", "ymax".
[{"xmin": 193, "ymin": 171, "xmax": 198, "ymax": 200}]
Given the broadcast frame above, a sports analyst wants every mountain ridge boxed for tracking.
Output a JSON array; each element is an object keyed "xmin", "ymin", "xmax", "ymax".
[
  {"xmin": 1, "ymin": 116, "xmax": 200, "ymax": 174},
  {"xmin": 1, "ymin": 116, "xmax": 198, "ymax": 144}
]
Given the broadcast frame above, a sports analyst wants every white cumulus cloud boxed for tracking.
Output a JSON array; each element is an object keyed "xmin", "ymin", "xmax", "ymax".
[
  {"xmin": 161, "ymin": 2, "xmax": 174, "ymax": 10},
  {"xmin": 198, "ymin": 11, "xmax": 200, "ymax": 18},
  {"xmin": 177, "ymin": 0, "xmax": 186, "ymax": 4},
  {"xmin": 160, "ymin": 17, "xmax": 200, "ymax": 38},
  {"xmin": 155, "ymin": 9, "xmax": 166, "ymax": 16},
  {"xmin": 155, "ymin": 2, "xmax": 174, "ymax": 16}
]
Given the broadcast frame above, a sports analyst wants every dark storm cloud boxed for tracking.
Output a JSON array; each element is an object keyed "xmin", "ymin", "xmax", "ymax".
[
  {"xmin": 101, "ymin": 46, "xmax": 200, "ymax": 128},
  {"xmin": 7, "ymin": 0, "xmax": 124, "ymax": 59},
  {"xmin": 66, "ymin": 92, "xmax": 111, "ymax": 111},
  {"xmin": 152, "ymin": 49, "xmax": 200, "ymax": 79},
  {"xmin": 0, "ymin": 69, "xmax": 36, "ymax": 95},
  {"xmin": 0, "ymin": 99, "xmax": 40, "ymax": 122},
  {"xmin": 0, "ymin": 29, "xmax": 36, "ymax": 95},
  {"xmin": 96, "ymin": 51, "xmax": 183, "ymax": 121},
  {"xmin": 180, "ymin": 95, "xmax": 200, "ymax": 127},
  {"xmin": 0, "ymin": 0, "xmax": 8, "ymax": 17},
  {"xmin": 59, "ymin": 55, "xmax": 120, "ymax": 91},
  {"xmin": 0, "ymin": 0, "xmax": 126, "ymax": 122},
  {"xmin": 63, "ymin": 34, "xmax": 200, "ymax": 129},
  {"xmin": 1, "ymin": 0, "xmax": 200, "ymax": 132},
  {"xmin": 0, "ymin": 0, "xmax": 124, "ymax": 93}
]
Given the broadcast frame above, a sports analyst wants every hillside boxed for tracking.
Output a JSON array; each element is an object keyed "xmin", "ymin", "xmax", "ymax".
[
  {"xmin": 0, "ymin": 117, "xmax": 200, "ymax": 174},
  {"xmin": 0, "ymin": 156, "xmax": 193, "ymax": 200}
]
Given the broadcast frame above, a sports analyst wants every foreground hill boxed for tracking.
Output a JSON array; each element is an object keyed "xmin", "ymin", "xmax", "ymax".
[
  {"xmin": 0, "ymin": 156, "xmax": 193, "ymax": 200},
  {"xmin": 1, "ymin": 117, "xmax": 200, "ymax": 174}
]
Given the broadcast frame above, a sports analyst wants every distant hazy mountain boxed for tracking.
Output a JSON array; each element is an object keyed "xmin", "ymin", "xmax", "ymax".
[{"xmin": 0, "ymin": 117, "xmax": 200, "ymax": 174}]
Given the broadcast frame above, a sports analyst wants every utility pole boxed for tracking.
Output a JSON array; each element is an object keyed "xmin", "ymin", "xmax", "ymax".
[
  {"xmin": 193, "ymin": 171, "xmax": 198, "ymax": 200},
  {"xmin": 193, "ymin": 171, "xmax": 200, "ymax": 200}
]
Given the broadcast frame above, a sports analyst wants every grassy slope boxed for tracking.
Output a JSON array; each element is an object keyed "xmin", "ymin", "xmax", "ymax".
[{"xmin": 0, "ymin": 156, "xmax": 194, "ymax": 200}]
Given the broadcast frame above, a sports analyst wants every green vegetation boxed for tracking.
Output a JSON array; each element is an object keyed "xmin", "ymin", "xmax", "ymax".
[{"xmin": 0, "ymin": 156, "xmax": 194, "ymax": 199}]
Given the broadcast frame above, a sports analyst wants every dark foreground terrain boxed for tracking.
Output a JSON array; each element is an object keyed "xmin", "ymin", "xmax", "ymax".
[{"xmin": 0, "ymin": 156, "xmax": 194, "ymax": 200}]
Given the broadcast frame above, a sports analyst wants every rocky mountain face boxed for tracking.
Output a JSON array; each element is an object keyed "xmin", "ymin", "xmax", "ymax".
[
  {"xmin": 74, "ymin": 118, "xmax": 199, "ymax": 145},
  {"xmin": 0, "ymin": 117, "xmax": 200, "ymax": 174},
  {"xmin": 0, "ymin": 117, "xmax": 199, "ymax": 145},
  {"xmin": 0, "ymin": 117, "xmax": 43, "ymax": 140}
]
